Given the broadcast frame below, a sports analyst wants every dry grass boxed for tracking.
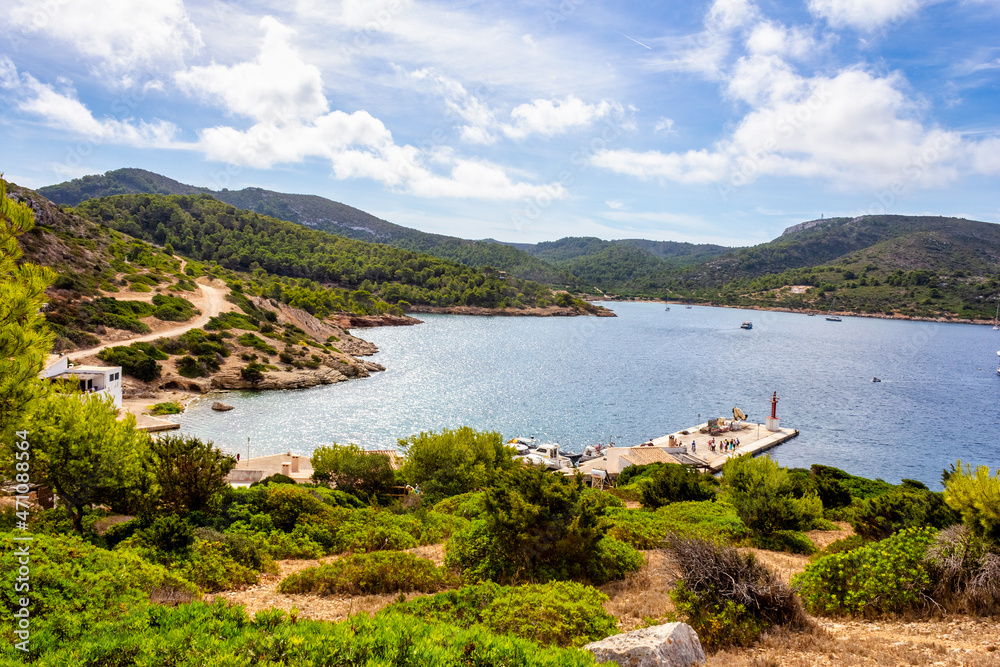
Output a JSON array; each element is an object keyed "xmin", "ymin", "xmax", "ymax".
[
  {"xmin": 707, "ymin": 616, "xmax": 1000, "ymax": 666},
  {"xmin": 405, "ymin": 543, "xmax": 446, "ymax": 566},
  {"xmin": 805, "ymin": 521, "xmax": 853, "ymax": 550},
  {"xmin": 599, "ymin": 550, "xmax": 675, "ymax": 631}
]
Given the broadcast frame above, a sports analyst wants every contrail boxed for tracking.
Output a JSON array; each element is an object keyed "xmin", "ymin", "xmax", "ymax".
[{"xmin": 616, "ymin": 31, "xmax": 652, "ymax": 50}]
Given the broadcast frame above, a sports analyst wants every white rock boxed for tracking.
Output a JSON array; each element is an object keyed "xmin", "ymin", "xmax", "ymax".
[{"xmin": 583, "ymin": 622, "xmax": 706, "ymax": 667}]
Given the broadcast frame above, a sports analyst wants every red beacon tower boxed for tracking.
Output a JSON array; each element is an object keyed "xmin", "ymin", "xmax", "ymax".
[{"xmin": 765, "ymin": 391, "xmax": 781, "ymax": 432}]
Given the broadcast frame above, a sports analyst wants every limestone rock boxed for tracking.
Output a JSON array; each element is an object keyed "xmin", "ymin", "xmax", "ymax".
[
  {"xmin": 211, "ymin": 401, "xmax": 234, "ymax": 411},
  {"xmin": 583, "ymin": 623, "xmax": 705, "ymax": 667}
]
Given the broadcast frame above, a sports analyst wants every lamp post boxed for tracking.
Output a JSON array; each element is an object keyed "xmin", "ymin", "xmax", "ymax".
[{"xmin": 247, "ymin": 437, "xmax": 250, "ymax": 465}]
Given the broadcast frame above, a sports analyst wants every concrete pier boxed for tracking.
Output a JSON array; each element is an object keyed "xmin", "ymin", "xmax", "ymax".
[{"xmin": 651, "ymin": 421, "xmax": 798, "ymax": 472}]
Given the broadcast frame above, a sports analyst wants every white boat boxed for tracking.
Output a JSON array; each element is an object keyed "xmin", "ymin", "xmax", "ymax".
[
  {"xmin": 524, "ymin": 443, "xmax": 574, "ymax": 470},
  {"xmin": 993, "ymin": 303, "xmax": 999, "ymax": 330},
  {"xmin": 507, "ymin": 436, "xmax": 535, "ymax": 456},
  {"xmin": 665, "ymin": 305, "xmax": 670, "ymax": 311},
  {"xmin": 741, "ymin": 321, "xmax": 752, "ymax": 329},
  {"xmin": 996, "ymin": 350, "xmax": 999, "ymax": 376},
  {"xmin": 826, "ymin": 300, "xmax": 842, "ymax": 322}
]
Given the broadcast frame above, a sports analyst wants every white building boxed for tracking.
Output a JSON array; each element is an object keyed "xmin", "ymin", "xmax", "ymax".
[{"xmin": 39, "ymin": 357, "xmax": 123, "ymax": 409}]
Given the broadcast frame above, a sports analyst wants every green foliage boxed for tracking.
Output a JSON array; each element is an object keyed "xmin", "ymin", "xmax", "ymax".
[
  {"xmin": 588, "ymin": 535, "xmax": 645, "ymax": 585},
  {"xmin": 26, "ymin": 392, "xmax": 155, "ymax": 532},
  {"xmin": 250, "ymin": 472, "xmax": 298, "ymax": 487},
  {"xmin": 77, "ymin": 296, "xmax": 154, "ymax": 332},
  {"xmin": 240, "ymin": 361, "xmax": 267, "ymax": 385},
  {"xmin": 638, "ymin": 463, "xmax": 717, "ymax": 509},
  {"xmin": 137, "ymin": 514, "xmax": 194, "ymax": 554},
  {"xmin": 398, "ymin": 426, "xmax": 515, "ymax": 501},
  {"xmin": 655, "ymin": 500, "xmax": 748, "ymax": 542},
  {"xmin": 809, "ymin": 464, "xmax": 854, "ymax": 509},
  {"xmin": 0, "ymin": 177, "xmax": 54, "ymax": 446},
  {"xmin": 722, "ymin": 454, "xmax": 824, "ymax": 538},
  {"xmin": 98, "ymin": 343, "xmax": 162, "ymax": 381},
  {"xmin": 850, "ymin": 485, "xmax": 958, "ymax": 541},
  {"xmin": 149, "ymin": 434, "xmax": 236, "ymax": 513},
  {"xmin": 149, "ymin": 401, "xmax": 182, "ymax": 415},
  {"xmin": 604, "ymin": 507, "xmax": 672, "ymax": 549},
  {"xmin": 432, "ymin": 491, "xmax": 487, "ymax": 519},
  {"xmin": 237, "ymin": 332, "xmax": 278, "ymax": 354},
  {"xmin": 387, "ymin": 580, "xmax": 618, "ymax": 647},
  {"xmin": 310, "ymin": 442, "xmax": 396, "ymax": 499},
  {"xmin": 794, "ymin": 527, "xmax": 938, "ymax": 616},
  {"xmin": 666, "ymin": 536, "xmax": 805, "ymax": 649},
  {"xmin": 151, "ymin": 293, "xmax": 197, "ymax": 321},
  {"xmin": 750, "ymin": 530, "xmax": 816, "ymax": 555},
  {"xmin": 447, "ymin": 465, "xmax": 612, "ymax": 584},
  {"xmin": 9, "ymin": 598, "xmax": 599, "ymax": 666},
  {"xmin": 278, "ymin": 551, "xmax": 456, "ymax": 595},
  {"xmin": 943, "ymin": 460, "xmax": 1000, "ymax": 541},
  {"xmin": 0, "ymin": 531, "xmax": 197, "ymax": 649}
]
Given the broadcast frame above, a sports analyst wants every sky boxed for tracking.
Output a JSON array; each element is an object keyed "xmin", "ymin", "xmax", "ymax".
[{"xmin": 1, "ymin": 0, "xmax": 998, "ymax": 247}]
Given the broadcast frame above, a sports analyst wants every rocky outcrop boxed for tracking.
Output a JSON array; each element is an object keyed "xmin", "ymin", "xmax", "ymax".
[
  {"xmin": 407, "ymin": 304, "xmax": 616, "ymax": 317},
  {"xmin": 583, "ymin": 623, "xmax": 705, "ymax": 667},
  {"xmin": 333, "ymin": 313, "xmax": 422, "ymax": 328},
  {"xmin": 211, "ymin": 402, "xmax": 234, "ymax": 411},
  {"xmin": 246, "ymin": 295, "xmax": 380, "ymax": 356},
  {"xmin": 210, "ymin": 366, "xmax": 352, "ymax": 390}
]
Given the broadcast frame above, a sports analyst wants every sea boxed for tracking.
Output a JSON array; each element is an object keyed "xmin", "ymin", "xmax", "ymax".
[{"xmin": 168, "ymin": 302, "xmax": 1000, "ymax": 490}]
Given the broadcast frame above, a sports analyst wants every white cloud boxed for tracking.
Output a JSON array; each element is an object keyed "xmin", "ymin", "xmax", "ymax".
[
  {"xmin": 746, "ymin": 22, "xmax": 817, "ymax": 59},
  {"xmin": 654, "ymin": 118, "xmax": 676, "ymax": 135},
  {"xmin": 590, "ymin": 148, "xmax": 730, "ymax": 185},
  {"xmin": 707, "ymin": 0, "xmax": 760, "ymax": 31},
  {"xmin": 502, "ymin": 97, "xmax": 621, "ymax": 140},
  {"xmin": 10, "ymin": 0, "xmax": 201, "ymax": 86},
  {"xmin": 807, "ymin": 0, "xmax": 920, "ymax": 31},
  {"xmin": 646, "ymin": 0, "xmax": 759, "ymax": 78},
  {"xmin": 0, "ymin": 57, "xmax": 177, "ymax": 146},
  {"xmin": 175, "ymin": 17, "xmax": 328, "ymax": 123},
  {"xmin": 606, "ymin": 200, "xmax": 626, "ymax": 210}
]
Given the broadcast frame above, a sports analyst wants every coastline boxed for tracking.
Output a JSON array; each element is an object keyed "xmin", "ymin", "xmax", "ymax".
[
  {"xmin": 407, "ymin": 304, "xmax": 616, "ymax": 317},
  {"xmin": 593, "ymin": 297, "xmax": 1000, "ymax": 326}
]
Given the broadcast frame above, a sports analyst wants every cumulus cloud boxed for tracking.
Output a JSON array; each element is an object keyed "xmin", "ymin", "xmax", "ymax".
[
  {"xmin": 746, "ymin": 21, "xmax": 817, "ymax": 59},
  {"xmin": 807, "ymin": 0, "xmax": 920, "ymax": 31},
  {"xmin": 9, "ymin": 0, "xmax": 201, "ymax": 86},
  {"xmin": 0, "ymin": 57, "xmax": 177, "ymax": 146},
  {"xmin": 175, "ymin": 17, "xmax": 328, "ymax": 123},
  {"xmin": 180, "ymin": 21, "xmax": 562, "ymax": 201},
  {"xmin": 502, "ymin": 96, "xmax": 621, "ymax": 140}
]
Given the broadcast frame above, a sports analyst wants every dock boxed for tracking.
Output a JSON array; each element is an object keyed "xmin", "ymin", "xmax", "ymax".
[{"xmin": 651, "ymin": 421, "xmax": 798, "ymax": 472}]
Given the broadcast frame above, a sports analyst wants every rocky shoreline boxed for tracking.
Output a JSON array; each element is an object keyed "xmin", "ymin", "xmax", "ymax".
[{"xmin": 406, "ymin": 304, "xmax": 616, "ymax": 317}]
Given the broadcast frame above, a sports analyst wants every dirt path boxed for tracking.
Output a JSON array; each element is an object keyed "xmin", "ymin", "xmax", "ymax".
[{"xmin": 68, "ymin": 281, "xmax": 229, "ymax": 361}]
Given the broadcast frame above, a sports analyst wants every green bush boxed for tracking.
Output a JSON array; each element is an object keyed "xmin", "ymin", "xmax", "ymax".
[
  {"xmin": 387, "ymin": 580, "xmax": 618, "ymax": 647},
  {"xmin": 793, "ymin": 526, "xmax": 938, "ymax": 616},
  {"xmin": 237, "ymin": 332, "xmax": 278, "ymax": 355},
  {"xmin": 151, "ymin": 294, "xmax": 197, "ymax": 321},
  {"xmin": 398, "ymin": 426, "xmax": 516, "ymax": 501},
  {"xmin": 149, "ymin": 401, "xmax": 181, "ymax": 415},
  {"xmin": 605, "ymin": 507, "xmax": 671, "ymax": 549},
  {"xmin": 944, "ymin": 461, "xmax": 1000, "ymax": 541},
  {"xmin": 97, "ymin": 343, "xmax": 162, "ymax": 381},
  {"xmin": 656, "ymin": 500, "xmax": 748, "ymax": 542},
  {"xmin": 13, "ymin": 601, "xmax": 599, "ymax": 666},
  {"xmin": 722, "ymin": 454, "xmax": 824, "ymax": 537},
  {"xmin": 666, "ymin": 536, "xmax": 806, "ymax": 648},
  {"xmin": 850, "ymin": 486, "xmax": 958, "ymax": 541},
  {"xmin": 750, "ymin": 530, "xmax": 816, "ymax": 555},
  {"xmin": 447, "ymin": 465, "xmax": 608, "ymax": 584},
  {"xmin": 250, "ymin": 472, "xmax": 297, "ymax": 487},
  {"xmin": 638, "ymin": 463, "xmax": 716, "ymax": 509},
  {"xmin": 278, "ymin": 551, "xmax": 456, "ymax": 595},
  {"xmin": 310, "ymin": 442, "xmax": 396, "ymax": 500},
  {"xmin": 588, "ymin": 535, "xmax": 645, "ymax": 585},
  {"xmin": 432, "ymin": 491, "xmax": 487, "ymax": 519}
]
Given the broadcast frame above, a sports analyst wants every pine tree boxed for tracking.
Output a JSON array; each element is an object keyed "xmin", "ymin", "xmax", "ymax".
[{"xmin": 0, "ymin": 177, "xmax": 56, "ymax": 444}]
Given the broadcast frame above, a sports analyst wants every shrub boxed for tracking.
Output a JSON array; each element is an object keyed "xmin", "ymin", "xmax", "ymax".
[
  {"xmin": 237, "ymin": 332, "xmax": 278, "ymax": 355},
  {"xmin": 656, "ymin": 500, "xmax": 748, "ymax": 542},
  {"xmin": 20, "ymin": 601, "xmax": 599, "ymax": 666},
  {"xmin": 251, "ymin": 472, "xmax": 297, "ymax": 487},
  {"xmin": 264, "ymin": 484, "xmax": 337, "ymax": 531},
  {"xmin": 387, "ymin": 580, "xmax": 618, "ymax": 647},
  {"xmin": 722, "ymin": 454, "xmax": 824, "ymax": 537},
  {"xmin": 137, "ymin": 514, "xmax": 194, "ymax": 555},
  {"xmin": 151, "ymin": 294, "xmax": 197, "ymax": 321},
  {"xmin": 278, "ymin": 551, "xmax": 456, "ymax": 595},
  {"xmin": 750, "ymin": 530, "xmax": 816, "ymax": 555},
  {"xmin": 398, "ymin": 426, "xmax": 515, "ymax": 501},
  {"xmin": 580, "ymin": 487, "xmax": 625, "ymax": 514},
  {"xmin": 810, "ymin": 464, "xmax": 853, "ymax": 509},
  {"xmin": 150, "ymin": 434, "xmax": 236, "ymax": 514},
  {"xmin": 605, "ymin": 507, "xmax": 671, "ymax": 549},
  {"xmin": 149, "ymin": 401, "xmax": 181, "ymax": 415},
  {"xmin": 311, "ymin": 442, "xmax": 396, "ymax": 500},
  {"xmin": 850, "ymin": 486, "xmax": 958, "ymax": 541},
  {"xmin": 588, "ymin": 535, "xmax": 644, "ymax": 585},
  {"xmin": 432, "ymin": 491, "xmax": 487, "ymax": 519},
  {"xmin": 665, "ymin": 536, "xmax": 806, "ymax": 648},
  {"xmin": 98, "ymin": 343, "xmax": 162, "ymax": 381},
  {"xmin": 793, "ymin": 527, "xmax": 937, "ymax": 616},
  {"xmin": 179, "ymin": 538, "xmax": 265, "ymax": 592},
  {"xmin": 926, "ymin": 526, "xmax": 1000, "ymax": 615},
  {"xmin": 240, "ymin": 362, "xmax": 267, "ymax": 385},
  {"xmin": 943, "ymin": 461, "xmax": 1000, "ymax": 541},
  {"xmin": 447, "ymin": 465, "xmax": 607, "ymax": 584},
  {"xmin": 638, "ymin": 463, "xmax": 716, "ymax": 509}
]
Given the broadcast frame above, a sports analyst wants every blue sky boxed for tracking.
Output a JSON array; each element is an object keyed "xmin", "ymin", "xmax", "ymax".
[{"xmin": 1, "ymin": 0, "xmax": 998, "ymax": 246}]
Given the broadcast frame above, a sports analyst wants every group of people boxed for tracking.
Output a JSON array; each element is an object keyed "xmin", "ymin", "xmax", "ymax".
[{"xmin": 708, "ymin": 437, "xmax": 739, "ymax": 453}]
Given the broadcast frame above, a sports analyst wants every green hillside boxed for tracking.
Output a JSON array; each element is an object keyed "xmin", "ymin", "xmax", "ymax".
[
  {"xmin": 72, "ymin": 193, "xmax": 593, "ymax": 312},
  {"xmin": 40, "ymin": 169, "xmax": 573, "ymax": 284}
]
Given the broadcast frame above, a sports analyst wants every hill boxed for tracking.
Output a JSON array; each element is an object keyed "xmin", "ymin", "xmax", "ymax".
[
  {"xmin": 665, "ymin": 215, "xmax": 1000, "ymax": 320},
  {"xmin": 40, "ymin": 169, "xmax": 573, "ymax": 284}
]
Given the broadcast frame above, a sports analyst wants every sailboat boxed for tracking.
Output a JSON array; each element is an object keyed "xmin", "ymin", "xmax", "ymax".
[
  {"xmin": 996, "ymin": 350, "xmax": 999, "ymax": 376},
  {"xmin": 826, "ymin": 300, "xmax": 842, "ymax": 322},
  {"xmin": 992, "ymin": 303, "xmax": 999, "ymax": 331}
]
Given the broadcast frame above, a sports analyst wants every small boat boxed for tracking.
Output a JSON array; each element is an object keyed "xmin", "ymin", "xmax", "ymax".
[
  {"xmin": 665, "ymin": 306, "xmax": 670, "ymax": 311},
  {"xmin": 740, "ymin": 321, "xmax": 752, "ymax": 329},
  {"xmin": 686, "ymin": 305, "xmax": 692, "ymax": 309},
  {"xmin": 996, "ymin": 350, "xmax": 1000, "ymax": 376},
  {"xmin": 993, "ymin": 303, "xmax": 999, "ymax": 330},
  {"xmin": 826, "ymin": 299, "xmax": 842, "ymax": 322},
  {"xmin": 872, "ymin": 377, "xmax": 881, "ymax": 383},
  {"xmin": 524, "ymin": 443, "xmax": 574, "ymax": 470},
  {"xmin": 507, "ymin": 436, "xmax": 535, "ymax": 456}
]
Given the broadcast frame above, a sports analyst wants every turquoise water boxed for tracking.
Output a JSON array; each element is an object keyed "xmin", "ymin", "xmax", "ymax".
[{"xmin": 171, "ymin": 302, "xmax": 1000, "ymax": 488}]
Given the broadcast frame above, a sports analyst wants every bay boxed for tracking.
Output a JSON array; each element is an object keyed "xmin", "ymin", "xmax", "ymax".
[{"xmin": 170, "ymin": 302, "xmax": 1000, "ymax": 489}]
